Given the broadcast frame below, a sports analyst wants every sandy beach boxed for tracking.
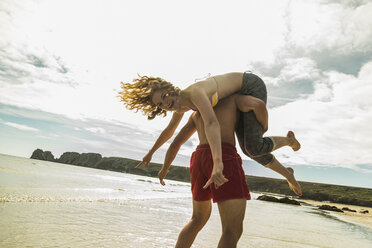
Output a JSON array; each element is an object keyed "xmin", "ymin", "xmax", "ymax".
[
  {"xmin": 299, "ymin": 199, "xmax": 372, "ymax": 228},
  {"xmin": 2, "ymin": 156, "xmax": 372, "ymax": 248},
  {"xmin": 254, "ymin": 191, "xmax": 372, "ymax": 229}
]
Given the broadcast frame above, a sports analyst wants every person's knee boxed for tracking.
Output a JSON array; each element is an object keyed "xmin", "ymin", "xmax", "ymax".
[
  {"xmin": 222, "ymin": 228, "xmax": 234, "ymax": 239},
  {"xmin": 244, "ymin": 137, "xmax": 274, "ymax": 157},
  {"xmin": 263, "ymin": 156, "xmax": 276, "ymax": 168},
  {"xmin": 244, "ymin": 143, "xmax": 262, "ymax": 157},
  {"xmin": 190, "ymin": 214, "xmax": 209, "ymax": 230},
  {"xmin": 222, "ymin": 225, "xmax": 242, "ymax": 242}
]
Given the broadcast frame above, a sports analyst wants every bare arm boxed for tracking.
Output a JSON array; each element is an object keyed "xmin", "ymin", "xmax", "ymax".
[
  {"xmin": 236, "ymin": 95, "xmax": 268, "ymax": 132},
  {"xmin": 136, "ymin": 111, "xmax": 184, "ymax": 168},
  {"xmin": 158, "ymin": 115, "xmax": 196, "ymax": 185},
  {"xmin": 190, "ymin": 88, "xmax": 228, "ymax": 189}
]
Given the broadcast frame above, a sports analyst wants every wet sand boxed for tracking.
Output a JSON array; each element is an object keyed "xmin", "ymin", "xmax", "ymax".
[
  {"xmin": 253, "ymin": 191, "xmax": 372, "ymax": 229},
  {"xmin": 299, "ymin": 199, "xmax": 372, "ymax": 228}
]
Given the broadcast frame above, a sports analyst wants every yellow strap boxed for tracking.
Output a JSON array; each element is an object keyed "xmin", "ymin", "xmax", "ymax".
[{"xmin": 211, "ymin": 92, "xmax": 219, "ymax": 107}]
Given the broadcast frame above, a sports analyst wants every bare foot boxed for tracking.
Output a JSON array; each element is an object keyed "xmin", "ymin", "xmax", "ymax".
[
  {"xmin": 286, "ymin": 167, "xmax": 302, "ymax": 196},
  {"xmin": 287, "ymin": 131, "xmax": 301, "ymax": 151}
]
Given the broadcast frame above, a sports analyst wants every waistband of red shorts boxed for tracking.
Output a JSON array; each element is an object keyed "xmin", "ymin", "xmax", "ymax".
[{"xmin": 196, "ymin": 142, "xmax": 237, "ymax": 153}]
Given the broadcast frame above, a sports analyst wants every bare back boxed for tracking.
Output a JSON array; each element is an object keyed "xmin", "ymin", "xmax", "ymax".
[
  {"xmin": 192, "ymin": 95, "xmax": 238, "ymax": 145},
  {"xmin": 183, "ymin": 72, "xmax": 243, "ymax": 108}
]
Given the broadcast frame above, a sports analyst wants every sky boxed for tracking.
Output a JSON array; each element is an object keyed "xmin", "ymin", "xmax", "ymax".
[{"xmin": 1, "ymin": 0, "xmax": 372, "ymax": 188}]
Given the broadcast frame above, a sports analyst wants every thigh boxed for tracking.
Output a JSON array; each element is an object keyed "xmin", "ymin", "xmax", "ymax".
[
  {"xmin": 217, "ymin": 199, "xmax": 246, "ymax": 228},
  {"xmin": 243, "ymin": 111, "xmax": 264, "ymax": 143},
  {"xmin": 236, "ymin": 111, "xmax": 263, "ymax": 154},
  {"xmin": 190, "ymin": 151, "xmax": 212, "ymax": 202}
]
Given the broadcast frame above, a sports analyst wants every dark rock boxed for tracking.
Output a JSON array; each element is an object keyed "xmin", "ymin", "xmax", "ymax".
[
  {"xmin": 44, "ymin": 151, "xmax": 55, "ymax": 161},
  {"xmin": 257, "ymin": 195, "xmax": 301, "ymax": 206},
  {"xmin": 56, "ymin": 152, "xmax": 102, "ymax": 167},
  {"xmin": 360, "ymin": 210, "xmax": 369, "ymax": 214},
  {"xmin": 95, "ymin": 157, "xmax": 120, "ymax": 169},
  {"xmin": 95, "ymin": 157, "xmax": 133, "ymax": 170},
  {"xmin": 279, "ymin": 197, "xmax": 301, "ymax": 205},
  {"xmin": 57, "ymin": 152, "xmax": 81, "ymax": 164},
  {"xmin": 31, "ymin": 149, "xmax": 44, "ymax": 160},
  {"xmin": 257, "ymin": 195, "xmax": 280, "ymax": 203},
  {"xmin": 342, "ymin": 207, "xmax": 357, "ymax": 212},
  {"xmin": 319, "ymin": 205, "xmax": 344, "ymax": 212},
  {"xmin": 30, "ymin": 149, "xmax": 55, "ymax": 161},
  {"xmin": 75, "ymin": 153, "xmax": 102, "ymax": 167}
]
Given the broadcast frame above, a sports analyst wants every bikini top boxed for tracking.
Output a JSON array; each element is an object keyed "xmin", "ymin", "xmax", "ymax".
[
  {"xmin": 209, "ymin": 77, "xmax": 219, "ymax": 107},
  {"xmin": 210, "ymin": 91, "xmax": 219, "ymax": 107},
  {"xmin": 190, "ymin": 76, "xmax": 219, "ymax": 111}
]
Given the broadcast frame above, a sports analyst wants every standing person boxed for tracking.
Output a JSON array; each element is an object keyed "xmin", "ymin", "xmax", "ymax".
[
  {"xmin": 118, "ymin": 72, "xmax": 300, "ymax": 189},
  {"xmin": 156, "ymin": 94, "xmax": 301, "ymax": 248}
]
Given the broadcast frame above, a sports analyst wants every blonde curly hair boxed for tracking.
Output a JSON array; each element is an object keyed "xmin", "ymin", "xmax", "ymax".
[{"xmin": 118, "ymin": 75, "xmax": 181, "ymax": 120}]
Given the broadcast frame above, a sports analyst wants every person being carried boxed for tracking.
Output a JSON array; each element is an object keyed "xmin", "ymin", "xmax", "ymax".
[
  {"xmin": 158, "ymin": 94, "xmax": 302, "ymax": 248},
  {"xmin": 119, "ymin": 72, "xmax": 300, "ymax": 190}
]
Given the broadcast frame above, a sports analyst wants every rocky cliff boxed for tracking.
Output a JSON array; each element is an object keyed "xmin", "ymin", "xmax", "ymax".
[
  {"xmin": 30, "ymin": 149, "xmax": 55, "ymax": 161},
  {"xmin": 29, "ymin": 149, "xmax": 190, "ymax": 182}
]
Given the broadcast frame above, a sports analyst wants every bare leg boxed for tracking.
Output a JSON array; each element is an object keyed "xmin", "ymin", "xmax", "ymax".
[
  {"xmin": 175, "ymin": 200, "xmax": 212, "ymax": 248},
  {"xmin": 271, "ymin": 131, "xmax": 301, "ymax": 152},
  {"xmin": 217, "ymin": 199, "xmax": 247, "ymax": 248},
  {"xmin": 285, "ymin": 167, "xmax": 302, "ymax": 196},
  {"xmin": 265, "ymin": 158, "xmax": 302, "ymax": 196}
]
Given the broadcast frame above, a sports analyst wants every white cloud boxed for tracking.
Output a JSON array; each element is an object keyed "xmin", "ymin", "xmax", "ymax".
[
  {"xmin": 3, "ymin": 121, "xmax": 38, "ymax": 132},
  {"xmin": 268, "ymin": 61, "xmax": 372, "ymax": 168},
  {"xmin": 286, "ymin": 1, "xmax": 372, "ymax": 52},
  {"xmin": 1, "ymin": 0, "xmax": 372, "ymax": 171},
  {"xmin": 278, "ymin": 58, "xmax": 320, "ymax": 83},
  {"xmin": 85, "ymin": 127, "xmax": 106, "ymax": 135}
]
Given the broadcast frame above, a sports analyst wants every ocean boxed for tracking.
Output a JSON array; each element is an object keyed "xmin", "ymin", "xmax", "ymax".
[{"xmin": 1, "ymin": 154, "xmax": 371, "ymax": 248}]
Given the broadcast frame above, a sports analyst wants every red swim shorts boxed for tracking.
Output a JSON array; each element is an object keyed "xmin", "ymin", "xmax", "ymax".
[{"xmin": 190, "ymin": 142, "xmax": 251, "ymax": 203}]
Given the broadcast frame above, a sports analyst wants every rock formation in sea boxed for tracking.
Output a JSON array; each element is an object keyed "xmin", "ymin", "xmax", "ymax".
[
  {"xmin": 257, "ymin": 195, "xmax": 280, "ymax": 203},
  {"xmin": 342, "ymin": 207, "xmax": 357, "ymax": 212},
  {"xmin": 57, "ymin": 152, "xmax": 102, "ymax": 167},
  {"xmin": 29, "ymin": 149, "xmax": 190, "ymax": 182},
  {"xmin": 30, "ymin": 149, "xmax": 55, "ymax": 161},
  {"xmin": 257, "ymin": 195, "xmax": 301, "ymax": 206},
  {"xmin": 318, "ymin": 205, "xmax": 344, "ymax": 212},
  {"xmin": 279, "ymin": 197, "xmax": 301, "ymax": 205}
]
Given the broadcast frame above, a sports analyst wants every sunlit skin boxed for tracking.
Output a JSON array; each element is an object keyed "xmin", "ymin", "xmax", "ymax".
[
  {"xmin": 155, "ymin": 94, "xmax": 302, "ymax": 247},
  {"xmin": 149, "ymin": 89, "xmax": 224, "ymax": 188},
  {"xmin": 136, "ymin": 72, "xmax": 302, "ymax": 192},
  {"xmin": 137, "ymin": 72, "xmax": 266, "ymax": 190},
  {"xmin": 137, "ymin": 73, "xmax": 247, "ymax": 189},
  {"xmin": 157, "ymin": 94, "xmax": 302, "ymax": 196}
]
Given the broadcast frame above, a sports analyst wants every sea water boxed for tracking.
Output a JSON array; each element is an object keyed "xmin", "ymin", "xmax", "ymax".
[{"xmin": 0, "ymin": 154, "xmax": 371, "ymax": 248}]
